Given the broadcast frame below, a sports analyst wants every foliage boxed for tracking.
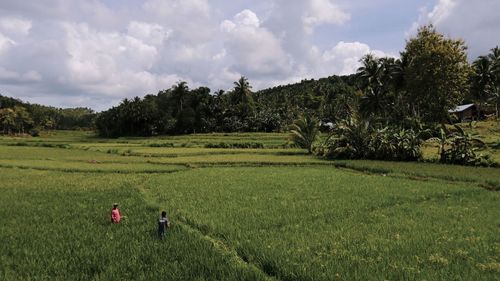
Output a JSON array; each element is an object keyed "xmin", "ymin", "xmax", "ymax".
[
  {"xmin": 402, "ymin": 25, "xmax": 470, "ymax": 123},
  {"xmin": 290, "ymin": 114, "xmax": 319, "ymax": 154},
  {"xmin": 319, "ymin": 115, "xmax": 424, "ymax": 161},
  {"xmin": 441, "ymin": 125, "xmax": 489, "ymax": 166},
  {"xmin": 471, "ymin": 55, "xmax": 495, "ymax": 118},
  {"xmin": 471, "ymin": 46, "xmax": 500, "ymax": 118},
  {"xmin": 0, "ymin": 94, "xmax": 95, "ymax": 132},
  {"xmin": 426, "ymin": 124, "xmax": 491, "ymax": 166},
  {"xmin": 319, "ymin": 114, "xmax": 372, "ymax": 159},
  {"xmin": 0, "ymin": 106, "xmax": 33, "ymax": 134},
  {"xmin": 204, "ymin": 142, "xmax": 264, "ymax": 149}
]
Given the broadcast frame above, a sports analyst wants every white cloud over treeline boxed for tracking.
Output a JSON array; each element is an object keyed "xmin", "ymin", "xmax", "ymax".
[{"xmin": 0, "ymin": 0, "xmax": 498, "ymax": 110}]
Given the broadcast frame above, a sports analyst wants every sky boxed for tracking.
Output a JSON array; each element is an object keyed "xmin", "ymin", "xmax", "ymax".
[{"xmin": 0, "ymin": 0, "xmax": 499, "ymax": 111}]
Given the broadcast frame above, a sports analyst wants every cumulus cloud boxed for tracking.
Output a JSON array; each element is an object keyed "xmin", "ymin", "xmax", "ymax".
[
  {"xmin": 322, "ymin": 41, "xmax": 391, "ymax": 75},
  {"xmin": 61, "ymin": 22, "xmax": 198, "ymax": 101},
  {"xmin": 220, "ymin": 9, "xmax": 292, "ymax": 78},
  {"xmin": 409, "ymin": 0, "xmax": 500, "ymax": 58},
  {"xmin": 127, "ymin": 21, "xmax": 171, "ymax": 46},
  {"xmin": 5, "ymin": 0, "xmax": 485, "ymax": 110},
  {"xmin": 0, "ymin": 16, "xmax": 32, "ymax": 36},
  {"xmin": 302, "ymin": 0, "xmax": 350, "ymax": 33},
  {"xmin": 142, "ymin": 0, "xmax": 216, "ymax": 44}
]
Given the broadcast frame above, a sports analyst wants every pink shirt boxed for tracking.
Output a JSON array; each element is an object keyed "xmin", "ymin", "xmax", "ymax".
[{"xmin": 111, "ymin": 208, "xmax": 121, "ymax": 223}]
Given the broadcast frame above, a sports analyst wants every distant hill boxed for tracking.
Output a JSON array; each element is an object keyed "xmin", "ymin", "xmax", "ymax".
[{"xmin": 0, "ymin": 94, "xmax": 96, "ymax": 133}]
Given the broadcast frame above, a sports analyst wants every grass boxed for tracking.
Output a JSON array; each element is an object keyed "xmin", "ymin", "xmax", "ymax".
[
  {"xmin": 331, "ymin": 160, "xmax": 500, "ymax": 190},
  {"xmin": 0, "ymin": 128, "xmax": 499, "ymax": 280},
  {"xmin": 141, "ymin": 167, "xmax": 499, "ymax": 281},
  {"xmin": 0, "ymin": 170, "xmax": 269, "ymax": 281}
]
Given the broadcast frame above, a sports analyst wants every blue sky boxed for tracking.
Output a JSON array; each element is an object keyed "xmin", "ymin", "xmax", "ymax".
[{"xmin": 0, "ymin": 0, "xmax": 499, "ymax": 110}]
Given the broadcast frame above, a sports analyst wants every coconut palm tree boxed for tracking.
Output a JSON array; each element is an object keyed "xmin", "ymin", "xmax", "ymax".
[
  {"xmin": 471, "ymin": 56, "xmax": 494, "ymax": 119},
  {"xmin": 488, "ymin": 46, "xmax": 500, "ymax": 118},
  {"xmin": 290, "ymin": 114, "xmax": 319, "ymax": 154},
  {"xmin": 357, "ymin": 54, "xmax": 386, "ymax": 118},
  {"xmin": 231, "ymin": 76, "xmax": 255, "ymax": 118},
  {"xmin": 172, "ymin": 81, "xmax": 189, "ymax": 113}
]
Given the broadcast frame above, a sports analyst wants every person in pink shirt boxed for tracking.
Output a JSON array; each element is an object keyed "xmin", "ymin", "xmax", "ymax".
[{"xmin": 111, "ymin": 203, "xmax": 121, "ymax": 223}]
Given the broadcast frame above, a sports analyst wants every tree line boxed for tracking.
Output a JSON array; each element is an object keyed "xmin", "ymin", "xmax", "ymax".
[
  {"xmin": 0, "ymin": 95, "xmax": 95, "ymax": 135},
  {"xmin": 95, "ymin": 26, "xmax": 499, "ymax": 139},
  {"xmin": 94, "ymin": 75, "xmax": 358, "ymax": 137},
  {"xmin": 2, "ymin": 25, "xmax": 499, "ymax": 145}
]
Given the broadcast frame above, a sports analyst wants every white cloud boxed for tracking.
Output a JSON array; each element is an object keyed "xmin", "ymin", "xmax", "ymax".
[
  {"xmin": 143, "ymin": 0, "xmax": 210, "ymax": 18},
  {"xmin": 7, "ymin": 0, "xmax": 493, "ymax": 111},
  {"xmin": 322, "ymin": 41, "xmax": 390, "ymax": 75},
  {"xmin": 303, "ymin": 0, "xmax": 350, "ymax": 33},
  {"xmin": 0, "ymin": 32, "xmax": 15, "ymax": 55},
  {"xmin": 63, "ymin": 23, "xmax": 158, "ymax": 82},
  {"xmin": 234, "ymin": 9, "xmax": 260, "ymax": 28},
  {"xmin": 60, "ymin": 22, "xmax": 194, "ymax": 100},
  {"xmin": 142, "ymin": 0, "xmax": 216, "ymax": 43},
  {"xmin": 221, "ymin": 9, "xmax": 292, "ymax": 77},
  {"xmin": 127, "ymin": 21, "xmax": 171, "ymax": 46},
  {"xmin": 409, "ymin": 0, "xmax": 500, "ymax": 58},
  {"xmin": 0, "ymin": 16, "xmax": 32, "ymax": 36}
]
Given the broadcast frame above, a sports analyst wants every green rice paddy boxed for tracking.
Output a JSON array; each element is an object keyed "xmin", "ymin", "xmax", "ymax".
[{"xmin": 0, "ymin": 131, "xmax": 498, "ymax": 280}]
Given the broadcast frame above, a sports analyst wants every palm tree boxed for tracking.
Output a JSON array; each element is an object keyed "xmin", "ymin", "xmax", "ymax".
[
  {"xmin": 233, "ymin": 76, "xmax": 253, "ymax": 104},
  {"xmin": 471, "ymin": 56, "xmax": 494, "ymax": 119},
  {"xmin": 357, "ymin": 54, "xmax": 386, "ymax": 118},
  {"xmin": 232, "ymin": 76, "xmax": 255, "ymax": 117},
  {"xmin": 172, "ymin": 81, "xmax": 189, "ymax": 113},
  {"xmin": 488, "ymin": 46, "xmax": 500, "ymax": 118},
  {"xmin": 290, "ymin": 114, "xmax": 319, "ymax": 154}
]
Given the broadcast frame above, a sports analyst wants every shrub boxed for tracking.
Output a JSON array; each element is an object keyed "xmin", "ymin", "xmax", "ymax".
[
  {"xmin": 204, "ymin": 142, "xmax": 264, "ymax": 149},
  {"xmin": 427, "ymin": 125, "xmax": 491, "ymax": 166},
  {"xmin": 317, "ymin": 116, "xmax": 423, "ymax": 161},
  {"xmin": 290, "ymin": 114, "xmax": 319, "ymax": 154}
]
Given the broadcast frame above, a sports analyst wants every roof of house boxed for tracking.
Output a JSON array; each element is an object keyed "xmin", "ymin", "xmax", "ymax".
[{"xmin": 449, "ymin": 103, "xmax": 475, "ymax": 113}]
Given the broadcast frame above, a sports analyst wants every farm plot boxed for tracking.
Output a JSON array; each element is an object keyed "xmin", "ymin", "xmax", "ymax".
[
  {"xmin": 0, "ymin": 169, "xmax": 269, "ymax": 281},
  {"xmin": 331, "ymin": 160, "xmax": 500, "ymax": 190},
  {"xmin": 143, "ymin": 166, "xmax": 500, "ymax": 281},
  {"xmin": 0, "ymin": 132, "xmax": 499, "ymax": 281}
]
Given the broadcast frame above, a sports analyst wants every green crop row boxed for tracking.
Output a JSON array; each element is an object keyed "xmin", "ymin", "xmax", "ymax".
[
  {"xmin": 142, "ymin": 166, "xmax": 500, "ymax": 281},
  {"xmin": 0, "ymin": 169, "xmax": 270, "ymax": 281},
  {"xmin": 331, "ymin": 160, "xmax": 500, "ymax": 190}
]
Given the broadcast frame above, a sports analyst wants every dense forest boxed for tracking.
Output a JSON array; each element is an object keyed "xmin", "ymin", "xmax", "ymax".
[
  {"xmin": 0, "ymin": 95, "xmax": 95, "ymax": 135},
  {"xmin": 94, "ymin": 75, "xmax": 359, "ymax": 137}
]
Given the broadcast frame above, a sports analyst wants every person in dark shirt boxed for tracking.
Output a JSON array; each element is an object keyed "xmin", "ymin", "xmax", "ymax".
[{"xmin": 158, "ymin": 211, "xmax": 170, "ymax": 239}]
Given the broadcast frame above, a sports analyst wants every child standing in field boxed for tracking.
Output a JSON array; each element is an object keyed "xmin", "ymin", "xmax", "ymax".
[
  {"xmin": 111, "ymin": 203, "xmax": 121, "ymax": 224},
  {"xmin": 158, "ymin": 211, "xmax": 170, "ymax": 239}
]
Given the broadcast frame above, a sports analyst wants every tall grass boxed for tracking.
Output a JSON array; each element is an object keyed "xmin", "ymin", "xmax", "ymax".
[
  {"xmin": 0, "ymin": 170, "xmax": 269, "ymax": 281},
  {"xmin": 143, "ymin": 167, "xmax": 500, "ymax": 281}
]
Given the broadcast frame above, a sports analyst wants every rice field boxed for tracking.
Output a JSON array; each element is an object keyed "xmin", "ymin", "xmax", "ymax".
[{"xmin": 0, "ymin": 131, "xmax": 498, "ymax": 280}]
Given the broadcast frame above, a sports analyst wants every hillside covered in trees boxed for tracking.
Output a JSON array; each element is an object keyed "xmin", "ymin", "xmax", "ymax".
[{"xmin": 0, "ymin": 94, "xmax": 95, "ymax": 135}]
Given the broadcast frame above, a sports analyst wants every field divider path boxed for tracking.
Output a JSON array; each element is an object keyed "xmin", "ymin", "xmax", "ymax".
[
  {"xmin": 0, "ymin": 163, "xmax": 191, "ymax": 174},
  {"xmin": 137, "ymin": 184, "xmax": 286, "ymax": 281}
]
